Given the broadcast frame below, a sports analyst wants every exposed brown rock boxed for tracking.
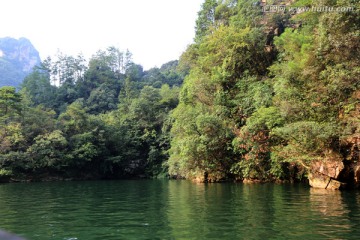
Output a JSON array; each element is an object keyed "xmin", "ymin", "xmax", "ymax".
[
  {"xmin": 353, "ymin": 164, "xmax": 360, "ymax": 187},
  {"xmin": 308, "ymin": 173, "xmax": 345, "ymax": 190},
  {"xmin": 309, "ymin": 157, "xmax": 347, "ymax": 190},
  {"xmin": 311, "ymin": 158, "xmax": 344, "ymax": 178}
]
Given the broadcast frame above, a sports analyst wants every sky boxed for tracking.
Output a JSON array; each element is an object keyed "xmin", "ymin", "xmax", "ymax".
[{"xmin": 0, "ymin": 0, "xmax": 204, "ymax": 70}]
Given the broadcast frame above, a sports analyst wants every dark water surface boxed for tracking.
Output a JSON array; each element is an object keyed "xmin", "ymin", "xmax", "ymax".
[{"xmin": 1, "ymin": 180, "xmax": 360, "ymax": 240}]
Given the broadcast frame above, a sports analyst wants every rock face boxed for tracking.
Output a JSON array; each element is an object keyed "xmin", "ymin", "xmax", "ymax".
[
  {"xmin": 0, "ymin": 37, "xmax": 41, "ymax": 88},
  {"xmin": 308, "ymin": 158, "xmax": 358, "ymax": 190},
  {"xmin": 308, "ymin": 172, "xmax": 344, "ymax": 190},
  {"xmin": 353, "ymin": 164, "xmax": 360, "ymax": 187}
]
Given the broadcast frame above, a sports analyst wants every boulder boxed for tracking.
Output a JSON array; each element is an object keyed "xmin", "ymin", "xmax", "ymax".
[
  {"xmin": 309, "ymin": 159, "xmax": 346, "ymax": 190},
  {"xmin": 308, "ymin": 173, "xmax": 345, "ymax": 190}
]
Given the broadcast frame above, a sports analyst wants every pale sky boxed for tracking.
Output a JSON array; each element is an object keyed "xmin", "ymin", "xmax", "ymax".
[{"xmin": 0, "ymin": 0, "xmax": 204, "ymax": 69}]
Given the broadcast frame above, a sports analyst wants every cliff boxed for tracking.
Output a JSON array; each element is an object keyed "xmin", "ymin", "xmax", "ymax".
[{"xmin": 0, "ymin": 37, "xmax": 41, "ymax": 88}]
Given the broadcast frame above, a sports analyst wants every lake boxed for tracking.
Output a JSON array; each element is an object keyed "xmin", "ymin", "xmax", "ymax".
[{"xmin": 1, "ymin": 180, "xmax": 360, "ymax": 240}]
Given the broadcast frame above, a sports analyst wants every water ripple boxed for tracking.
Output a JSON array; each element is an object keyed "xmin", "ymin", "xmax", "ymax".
[{"xmin": 1, "ymin": 181, "xmax": 360, "ymax": 239}]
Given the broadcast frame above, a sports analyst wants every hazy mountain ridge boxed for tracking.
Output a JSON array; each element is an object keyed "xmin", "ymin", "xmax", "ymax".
[{"xmin": 0, "ymin": 37, "xmax": 41, "ymax": 88}]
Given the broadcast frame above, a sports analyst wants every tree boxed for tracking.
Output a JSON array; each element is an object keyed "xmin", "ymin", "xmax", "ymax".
[
  {"xmin": 21, "ymin": 69, "xmax": 57, "ymax": 109},
  {"xmin": 50, "ymin": 52, "xmax": 87, "ymax": 86},
  {"xmin": 0, "ymin": 86, "xmax": 22, "ymax": 120},
  {"xmin": 27, "ymin": 130, "xmax": 68, "ymax": 172},
  {"xmin": 86, "ymin": 83, "xmax": 118, "ymax": 114},
  {"xmin": 195, "ymin": 0, "xmax": 218, "ymax": 43},
  {"xmin": 0, "ymin": 87, "xmax": 23, "ymax": 150}
]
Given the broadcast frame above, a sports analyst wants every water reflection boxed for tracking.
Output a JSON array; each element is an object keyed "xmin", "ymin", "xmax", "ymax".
[
  {"xmin": 2, "ymin": 181, "xmax": 360, "ymax": 239},
  {"xmin": 166, "ymin": 182, "xmax": 360, "ymax": 240},
  {"xmin": 309, "ymin": 188, "xmax": 350, "ymax": 217},
  {"xmin": 166, "ymin": 182, "xmax": 307, "ymax": 239},
  {"xmin": 0, "ymin": 181, "xmax": 173, "ymax": 240},
  {"xmin": 308, "ymin": 188, "xmax": 354, "ymax": 239}
]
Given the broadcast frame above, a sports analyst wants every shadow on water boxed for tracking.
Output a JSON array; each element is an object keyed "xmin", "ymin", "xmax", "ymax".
[
  {"xmin": 1, "ymin": 180, "xmax": 360, "ymax": 239},
  {"xmin": 0, "ymin": 230, "xmax": 26, "ymax": 240}
]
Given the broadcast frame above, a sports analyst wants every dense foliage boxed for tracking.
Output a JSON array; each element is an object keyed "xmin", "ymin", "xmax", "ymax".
[
  {"xmin": 168, "ymin": 0, "xmax": 359, "ymax": 182},
  {"xmin": 0, "ymin": 0, "xmax": 358, "ymax": 183},
  {"xmin": 0, "ymin": 47, "xmax": 184, "ymax": 180}
]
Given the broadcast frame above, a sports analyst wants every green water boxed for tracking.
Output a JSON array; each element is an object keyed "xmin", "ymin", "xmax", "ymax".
[{"xmin": 1, "ymin": 180, "xmax": 360, "ymax": 240}]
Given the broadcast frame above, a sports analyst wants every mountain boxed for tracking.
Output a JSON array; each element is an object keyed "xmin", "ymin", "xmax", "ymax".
[{"xmin": 0, "ymin": 37, "xmax": 41, "ymax": 88}]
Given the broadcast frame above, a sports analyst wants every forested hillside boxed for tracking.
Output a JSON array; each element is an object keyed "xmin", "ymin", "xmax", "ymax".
[
  {"xmin": 168, "ymin": 0, "xmax": 359, "ymax": 188},
  {"xmin": 0, "ymin": 0, "xmax": 359, "ymax": 188},
  {"xmin": 0, "ymin": 48, "xmax": 185, "ymax": 181}
]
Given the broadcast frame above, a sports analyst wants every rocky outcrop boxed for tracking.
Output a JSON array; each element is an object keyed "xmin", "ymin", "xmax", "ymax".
[
  {"xmin": 308, "ymin": 173, "xmax": 345, "ymax": 190},
  {"xmin": 0, "ymin": 37, "xmax": 41, "ymax": 88},
  {"xmin": 308, "ymin": 155, "xmax": 347, "ymax": 190},
  {"xmin": 308, "ymin": 154, "xmax": 360, "ymax": 190}
]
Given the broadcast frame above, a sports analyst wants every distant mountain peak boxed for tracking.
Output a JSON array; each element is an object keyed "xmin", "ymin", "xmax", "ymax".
[{"xmin": 0, "ymin": 36, "xmax": 41, "ymax": 88}]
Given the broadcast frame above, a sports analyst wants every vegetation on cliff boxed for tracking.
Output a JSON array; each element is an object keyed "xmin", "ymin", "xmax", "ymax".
[
  {"xmin": 168, "ymin": 0, "xmax": 359, "ymax": 184},
  {"xmin": 0, "ymin": 0, "xmax": 359, "ymax": 186}
]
